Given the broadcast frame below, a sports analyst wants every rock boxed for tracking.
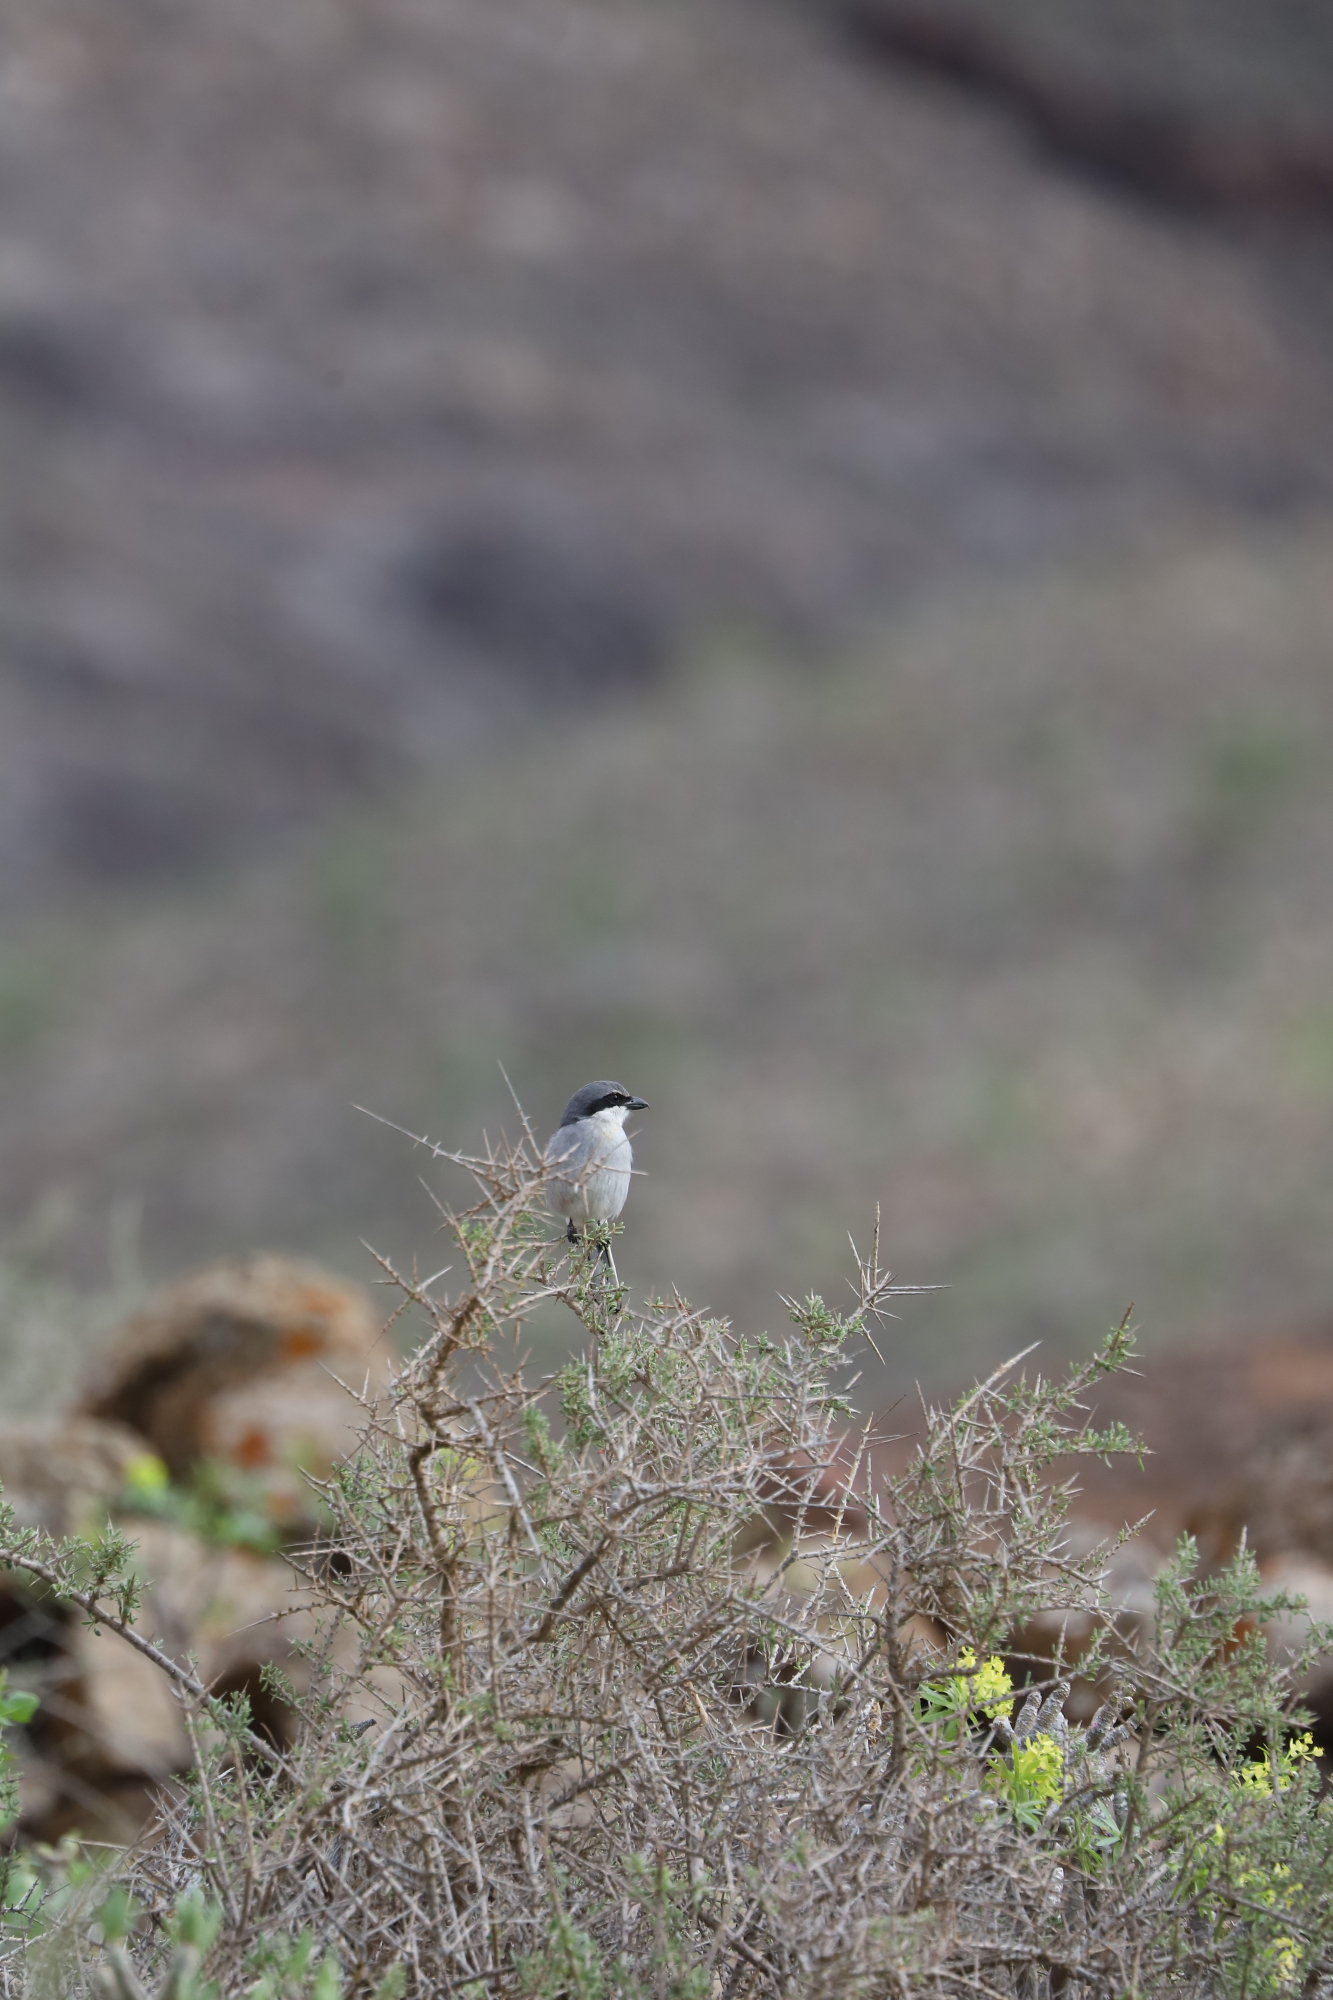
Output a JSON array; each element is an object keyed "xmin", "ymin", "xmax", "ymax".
[
  {"xmin": 77, "ymin": 1255, "xmax": 392, "ymax": 1529},
  {"xmin": 995, "ymin": 1331, "xmax": 1333, "ymax": 1738},
  {"xmin": 0, "ymin": 1447, "xmax": 316, "ymax": 1844},
  {"xmin": 1261, "ymin": 1552, "xmax": 1333, "ymax": 1744},
  {"xmin": 392, "ymin": 515, "xmax": 669, "ymax": 700},
  {"xmin": 0, "ymin": 1417, "xmax": 148, "ymax": 1540},
  {"xmin": 1060, "ymin": 1325, "xmax": 1333, "ymax": 1571},
  {"xmin": 1, "ymin": 1258, "xmax": 396, "ymax": 1844},
  {"xmin": 2, "ymin": 1502, "xmax": 330, "ymax": 1844},
  {"xmin": 1007, "ymin": 1521, "xmax": 1163, "ymax": 1722},
  {"xmin": 838, "ymin": 0, "xmax": 1333, "ymax": 215}
]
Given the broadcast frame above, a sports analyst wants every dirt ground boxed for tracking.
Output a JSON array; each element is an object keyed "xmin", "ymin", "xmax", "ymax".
[{"xmin": 2, "ymin": 0, "xmax": 1333, "ymax": 1396}]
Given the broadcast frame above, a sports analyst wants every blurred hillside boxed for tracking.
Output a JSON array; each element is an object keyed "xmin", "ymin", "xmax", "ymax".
[
  {"xmin": 5, "ymin": 527, "xmax": 1333, "ymax": 1404},
  {"xmin": 2, "ymin": 0, "xmax": 1333, "ymax": 1399},
  {"xmin": 841, "ymin": 0, "xmax": 1333, "ymax": 215}
]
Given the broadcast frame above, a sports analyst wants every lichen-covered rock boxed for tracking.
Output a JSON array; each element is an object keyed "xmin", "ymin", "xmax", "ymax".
[
  {"xmin": 2, "ymin": 1506, "xmax": 319, "ymax": 1845},
  {"xmin": 1261, "ymin": 1552, "xmax": 1333, "ymax": 1748},
  {"xmin": 77, "ymin": 1256, "xmax": 392, "ymax": 1525},
  {"xmin": 0, "ymin": 1417, "xmax": 147, "ymax": 1541},
  {"xmin": 0, "ymin": 1262, "xmax": 394, "ymax": 1844},
  {"xmin": 1069, "ymin": 1324, "xmax": 1333, "ymax": 1570}
]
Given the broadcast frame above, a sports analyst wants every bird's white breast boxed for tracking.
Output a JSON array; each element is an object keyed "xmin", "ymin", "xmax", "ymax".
[{"xmin": 545, "ymin": 1108, "xmax": 633, "ymax": 1224}]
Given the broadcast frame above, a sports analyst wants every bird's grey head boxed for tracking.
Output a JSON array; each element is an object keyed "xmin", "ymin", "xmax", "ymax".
[{"xmin": 558, "ymin": 1080, "xmax": 649, "ymax": 1128}]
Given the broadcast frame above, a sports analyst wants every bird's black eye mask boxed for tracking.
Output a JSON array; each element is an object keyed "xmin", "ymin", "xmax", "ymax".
[{"xmin": 558, "ymin": 1083, "xmax": 648, "ymax": 1126}]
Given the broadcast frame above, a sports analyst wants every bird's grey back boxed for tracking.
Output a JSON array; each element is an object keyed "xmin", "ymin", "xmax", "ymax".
[{"xmin": 545, "ymin": 1118, "xmax": 598, "ymax": 1171}]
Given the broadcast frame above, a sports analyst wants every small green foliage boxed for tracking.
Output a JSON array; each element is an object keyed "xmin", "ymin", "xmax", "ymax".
[
  {"xmin": 93, "ymin": 1884, "xmax": 139, "ymax": 1946},
  {"xmin": 786, "ymin": 1293, "xmax": 855, "ymax": 1347},
  {"xmin": 0, "ymin": 1852, "xmax": 42, "ymax": 1950},
  {"xmin": 523, "ymin": 1402, "xmax": 561, "ymax": 1477},
  {"xmin": 116, "ymin": 1453, "xmax": 312, "ymax": 1555},
  {"xmin": 456, "ymin": 1215, "xmax": 497, "ymax": 1268},
  {"xmin": 0, "ymin": 1673, "xmax": 38, "ymax": 1732},
  {"xmin": 557, "ymin": 1357, "xmax": 602, "ymax": 1448},
  {"xmin": 1080, "ymin": 1420, "xmax": 1141, "ymax": 1463},
  {"xmin": 516, "ymin": 1859, "xmax": 716, "ymax": 2000},
  {"xmin": 988, "ymin": 1731, "xmax": 1064, "ymax": 1830},
  {"xmin": 167, "ymin": 1890, "xmax": 224, "ymax": 1956},
  {"xmin": 259, "ymin": 1658, "xmax": 298, "ymax": 1709},
  {"xmin": 121, "ymin": 1449, "xmax": 171, "ymax": 1500},
  {"xmin": 244, "ymin": 1928, "xmax": 341, "ymax": 2000},
  {"xmin": 0, "ymin": 1667, "xmax": 37, "ymax": 1831},
  {"xmin": 67, "ymin": 1523, "xmax": 145, "ymax": 1627},
  {"xmin": 0, "ymin": 1836, "xmax": 119, "ymax": 1978},
  {"xmin": 517, "ymin": 1910, "xmax": 607, "ymax": 1999}
]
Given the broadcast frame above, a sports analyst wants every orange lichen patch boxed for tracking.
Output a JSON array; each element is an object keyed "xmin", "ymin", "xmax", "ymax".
[
  {"xmin": 281, "ymin": 1329, "xmax": 323, "ymax": 1360},
  {"xmin": 233, "ymin": 1426, "xmax": 272, "ymax": 1469}
]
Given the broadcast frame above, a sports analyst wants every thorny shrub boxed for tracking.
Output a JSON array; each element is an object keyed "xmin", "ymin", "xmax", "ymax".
[{"xmin": 3, "ymin": 1115, "xmax": 1333, "ymax": 1996}]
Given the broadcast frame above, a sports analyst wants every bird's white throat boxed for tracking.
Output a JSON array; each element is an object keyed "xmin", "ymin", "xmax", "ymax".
[{"xmin": 586, "ymin": 1105, "xmax": 632, "ymax": 1136}]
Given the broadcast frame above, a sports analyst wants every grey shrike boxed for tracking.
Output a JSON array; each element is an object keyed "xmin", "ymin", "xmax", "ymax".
[{"xmin": 544, "ymin": 1080, "xmax": 649, "ymax": 1245}]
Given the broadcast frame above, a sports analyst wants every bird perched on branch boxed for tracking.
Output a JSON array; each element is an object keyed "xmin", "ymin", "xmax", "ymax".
[{"xmin": 544, "ymin": 1080, "xmax": 648, "ymax": 1246}]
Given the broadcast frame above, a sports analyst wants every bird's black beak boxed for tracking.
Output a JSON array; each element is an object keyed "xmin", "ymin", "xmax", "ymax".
[{"xmin": 627, "ymin": 1097, "xmax": 649, "ymax": 1111}]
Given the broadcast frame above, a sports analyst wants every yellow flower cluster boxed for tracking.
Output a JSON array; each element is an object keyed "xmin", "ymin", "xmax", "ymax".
[
  {"xmin": 1235, "ymin": 1733, "xmax": 1318, "ymax": 1798},
  {"xmin": 950, "ymin": 1647, "xmax": 1014, "ymax": 1721},
  {"xmin": 1207, "ymin": 1797, "xmax": 1318, "ymax": 1993},
  {"xmin": 1270, "ymin": 1934, "xmax": 1301, "ymax": 1987},
  {"xmin": 988, "ymin": 1731, "xmax": 1065, "ymax": 1814}
]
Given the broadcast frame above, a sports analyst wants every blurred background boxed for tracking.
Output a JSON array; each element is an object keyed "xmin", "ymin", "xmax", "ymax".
[{"xmin": 3, "ymin": 0, "xmax": 1333, "ymax": 1408}]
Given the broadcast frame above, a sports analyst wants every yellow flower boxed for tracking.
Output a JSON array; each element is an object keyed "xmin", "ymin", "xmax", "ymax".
[
  {"xmin": 1235, "ymin": 1733, "xmax": 1319, "ymax": 1798},
  {"xmin": 123, "ymin": 1452, "xmax": 170, "ymax": 1497},
  {"xmin": 951, "ymin": 1647, "xmax": 1013, "ymax": 1719}
]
